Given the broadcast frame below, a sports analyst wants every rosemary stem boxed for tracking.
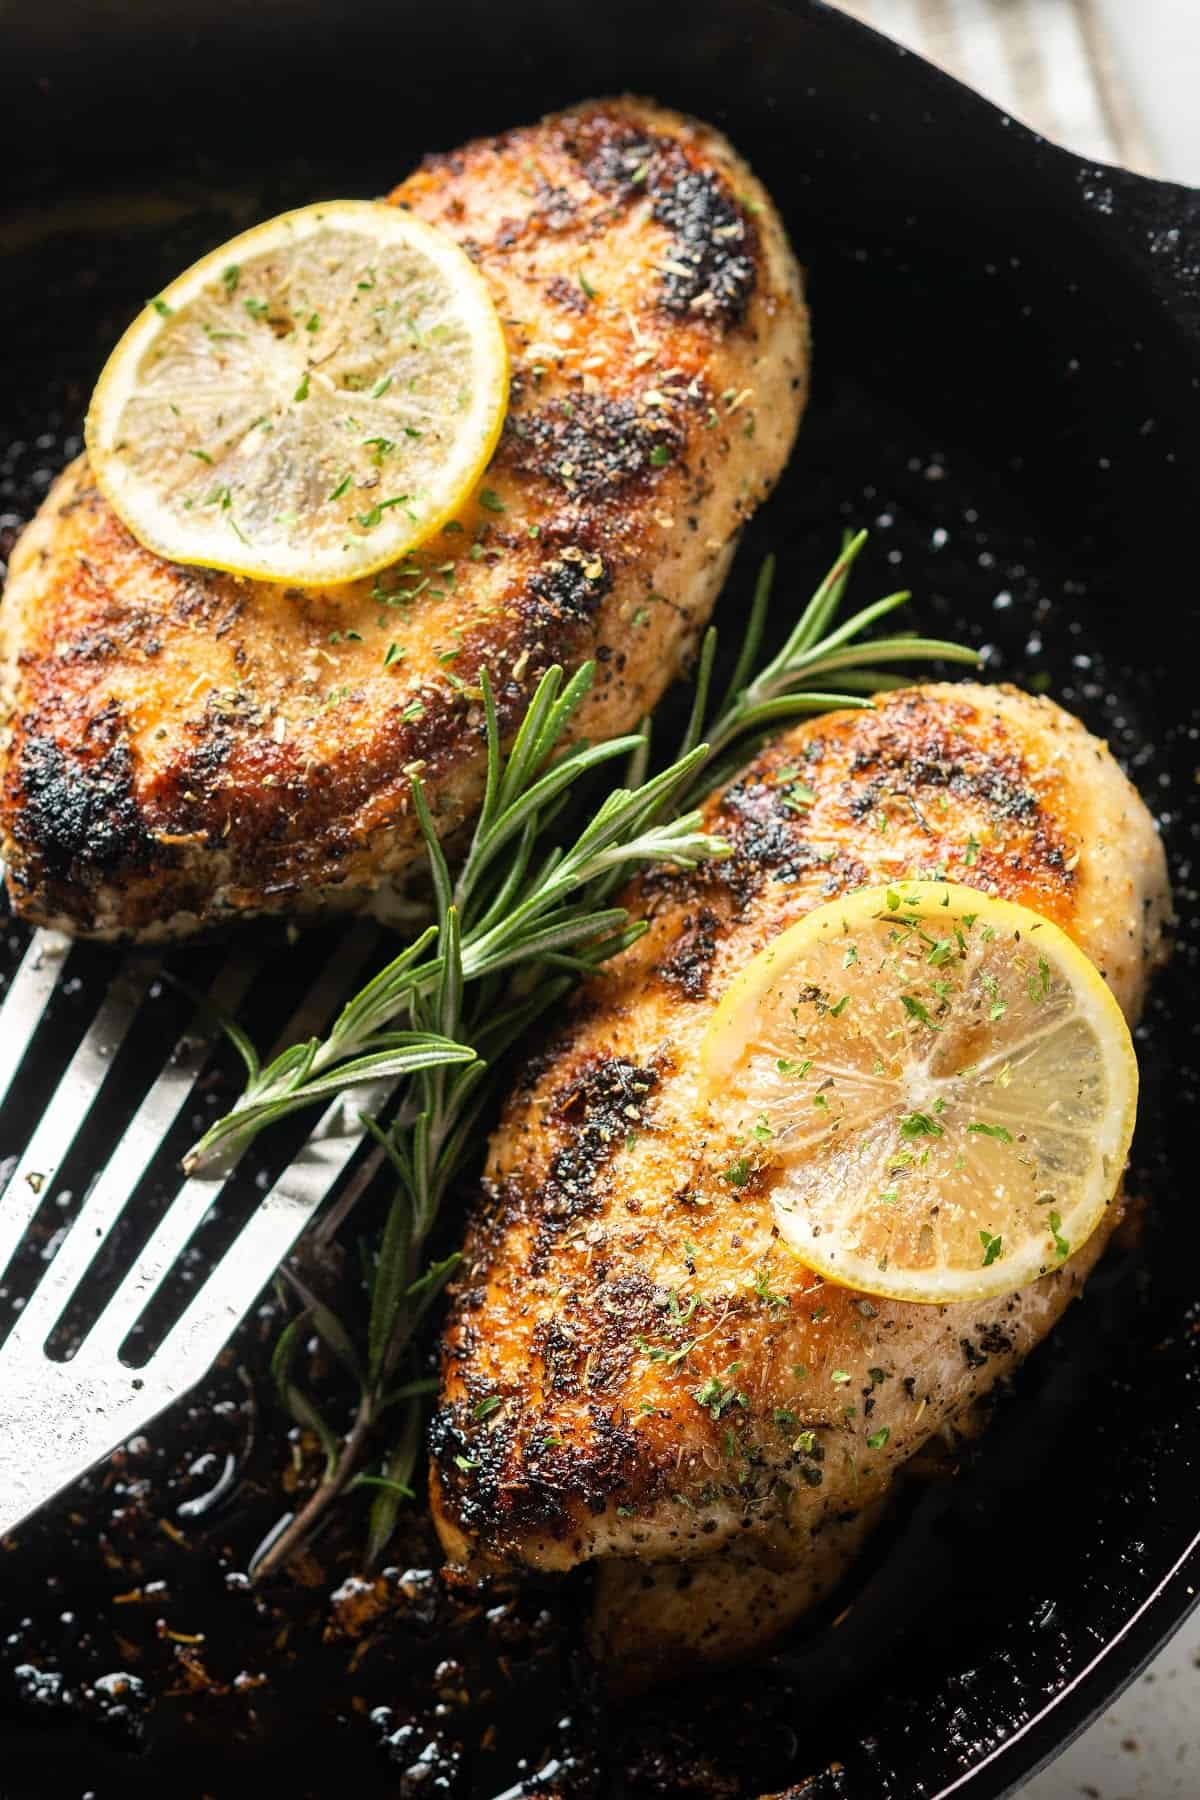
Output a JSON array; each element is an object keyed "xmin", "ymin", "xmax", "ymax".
[{"xmin": 252, "ymin": 1394, "xmax": 376, "ymax": 1581}]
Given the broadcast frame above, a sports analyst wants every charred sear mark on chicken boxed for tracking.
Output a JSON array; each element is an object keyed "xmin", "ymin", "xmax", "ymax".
[
  {"xmin": 715, "ymin": 778, "xmax": 830, "ymax": 884},
  {"xmin": 573, "ymin": 119, "xmax": 759, "ymax": 324},
  {"xmin": 502, "ymin": 394, "xmax": 684, "ymax": 501},
  {"xmin": 527, "ymin": 1054, "xmax": 661, "ymax": 1265},
  {"xmin": 429, "ymin": 1387, "xmax": 649, "ymax": 1547},
  {"xmin": 434, "ymin": 1260, "xmax": 671, "ymax": 1545},
  {"xmin": 654, "ymin": 906, "xmax": 722, "ymax": 998},
  {"xmin": 846, "ymin": 732, "xmax": 1042, "ymax": 827},
  {"xmin": 641, "ymin": 775, "xmax": 868, "ymax": 915},
  {"xmin": 525, "ymin": 548, "xmax": 614, "ymax": 625},
  {"xmin": 14, "ymin": 718, "xmax": 157, "ymax": 879},
  {"xmin": 542, "ymin": 271, "xmax": 589, "ymax": 314}
]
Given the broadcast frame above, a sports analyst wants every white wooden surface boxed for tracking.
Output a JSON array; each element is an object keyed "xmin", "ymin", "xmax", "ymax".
[
  {"xmin": 831, "ymin": 3, "xmax": 1200, "ymax": 1794},
  {"xmin": 837, "ymin": 0, "xmax": 1155, "ymax": 174},
  {"xmin": 1092, "ymin": 0, "xmax": 1200, "ymax": 184}
]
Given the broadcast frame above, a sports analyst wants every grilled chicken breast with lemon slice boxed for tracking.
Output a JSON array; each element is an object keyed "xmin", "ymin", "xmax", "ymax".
[
  {"xmin": 0, "ymin": 98, "xmax": 807, "ymax": 939},
  {"xmin": 430, "ymin": 682, "xmax": 1170, "ymax": 1690}
]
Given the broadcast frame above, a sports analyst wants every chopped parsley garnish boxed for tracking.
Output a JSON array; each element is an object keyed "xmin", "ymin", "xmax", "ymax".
[
  {"xmin": 637, "ymin": 1335, "xmax": 695, "ymax": 1367},
  {"xmin": 981, "ymin": 972, "xmax": 1007, "ymax": 1021},
  {"xmin": 754, "ymin": 1267, "xmax": 787, "ymax": 1309},
  {"xmin": 293, "ymin": 371, "xmax": 311, "ymax": 402},
  {"xmin": 244, "ymin": 296, "xmax": 269, "ymax": 321},
  {"xmin": 383, "ymin": 642, "xmax": 406, "ymax": 668},
  {"xmin": 967, "ymin": 1121, "xmax": 1013, "ymax": 1142},
  {"xmin": 900, "ymin": 994, "xmax": 937, "ymax": 1027},
  {"xmin": 667, "ymin": 1289, "xmax": 700, "ymax": 1324},
  {"xmin": 964, "ymin": 834, "xmax": 981, "ymax": 866},
  {"xmin": 649, "ymin": 444, "xmax": 671, "ymax": 466},
  {"xmin": 478, "ymin": 487, "xmax": 505, "ymax": 512},
  {"xmin": 776, "ymin": 1057, "xmax": 812, "ymax": 1078},
  {"xmin": 472, "ymin": 1395, "xmax": 503, "ymax": 1420},
  {"xmin": 328, "ymin": 472, "xmax": 353, "ymax": 502},
  {"xmin": 222, "ymin": 264, "xmax": 240, "ymax": 294},
  {"xmin": 899, "ymin": 1110, "xmax": 944, "ymax": 1140},
  {"xmin": 831, "ymin": 1369, "xmax": 852, "ymax": 1385},
  {"xmin": 722, "ymin": 1156, "xmax": 752, "ymax": 1187},
  {"xmin": 980, "ymin": 1229, "xmax": 1004, "ymax": 1268},
  {"xmin": 692, "ymin": 1375, "xmax": 745, "ymax": 1418},
  {"xmin": 149, "ymin": 296, "xmax": 173, "ymax": 317},
  {"xmin": 1049, "ymin": 1209, "xmax": 1070, "ymax": 1261},
  {"xmin": 578, "ymin": 268, "xmax": 597, "ymax": 299},
  {"xmin": 866, "ymin": 1426, "xmax": 890, "ymax": 1450},
  {"xmin": 1028, "ymin": 956, "xmax": 1052, "ymax": 1003},
  {"xmin": 829, "ymin": 994, "xmax": 850, "ymax": 1018},
  {"xmin": 357, "ymin": 495, "xmax": 413, "ymax": 529}
]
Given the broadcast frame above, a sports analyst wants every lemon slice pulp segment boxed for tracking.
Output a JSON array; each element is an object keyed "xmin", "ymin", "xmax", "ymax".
[
  {"xmin": 700, "ymin": 882, "xmax": 1138, "ymax": 1304},
  {"xmin": 85, "ymin": 201, "xmax": 509, "ymax": 584}
]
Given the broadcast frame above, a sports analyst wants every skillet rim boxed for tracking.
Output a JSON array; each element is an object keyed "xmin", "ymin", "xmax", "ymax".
[{"xmin": 2, "ymin": 3, "xmax": 1200, "ymax": 1793}]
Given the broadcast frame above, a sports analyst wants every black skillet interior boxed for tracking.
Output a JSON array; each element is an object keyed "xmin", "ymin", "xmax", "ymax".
[{"xmin": 3, "ymin": 2, "xmax": 1200, "ymax": 1795}]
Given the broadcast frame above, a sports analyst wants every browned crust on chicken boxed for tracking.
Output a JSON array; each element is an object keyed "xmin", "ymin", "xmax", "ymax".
[
  {"xmin": 0, "ymin": 97, "xmax": 807, "ymax": 938},
  {"xmin": 430, "ymin": 682, "xmax": 1170, "ymax": 1680}
]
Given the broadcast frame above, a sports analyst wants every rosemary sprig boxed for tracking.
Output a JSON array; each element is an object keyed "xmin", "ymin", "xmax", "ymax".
[
  {"xmin": 242, "ymin": 666, "xmax": 728, "ymax": 1576},
  {"xmin": 184, "ymin": 667, "xmax": 722, "ymax": 1172},
  {"xmin": 204, "ymin": 535, "xmax": 979, "ymax": 1576}
]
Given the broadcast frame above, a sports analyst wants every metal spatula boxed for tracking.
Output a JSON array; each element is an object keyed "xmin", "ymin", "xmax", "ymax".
[{"xmin": 0, "ymin": 913, "xmax": 387, "ymax": 1538}]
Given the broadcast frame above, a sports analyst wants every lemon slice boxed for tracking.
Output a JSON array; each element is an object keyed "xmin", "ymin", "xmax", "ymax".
[
  {"xmin": 85, "ymin": 201, "xmax": 509, "ymax": 584},
  {"xmin": 700, "ymin": 882, "xmax": 1137, "ymax": 1303}
]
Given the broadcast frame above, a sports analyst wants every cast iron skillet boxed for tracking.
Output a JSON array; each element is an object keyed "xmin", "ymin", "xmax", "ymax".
[{"xmin": 2, "ymin": 2, "xmax": 1200, "ymax": 1795}]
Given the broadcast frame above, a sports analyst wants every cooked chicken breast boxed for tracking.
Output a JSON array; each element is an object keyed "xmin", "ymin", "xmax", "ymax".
[
  {"xmin": 0, "ymin": 98, "xmax": 807, "ymax": 939},
  {"xmin": 431, "ymin": 682, "xmax": 1171, "ymax": 1690}
]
